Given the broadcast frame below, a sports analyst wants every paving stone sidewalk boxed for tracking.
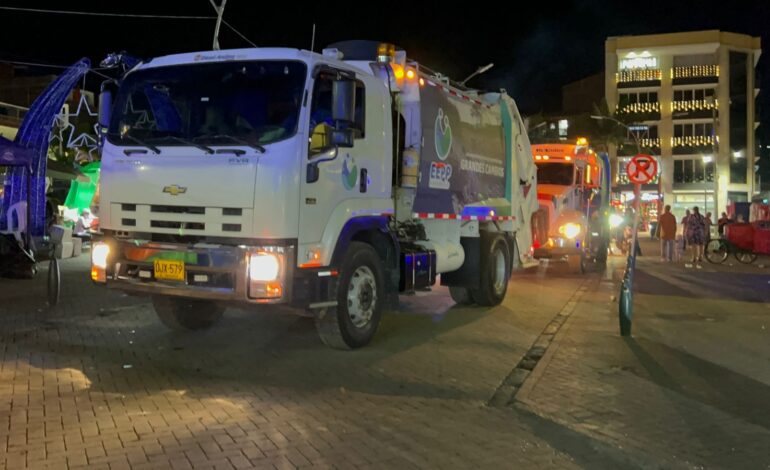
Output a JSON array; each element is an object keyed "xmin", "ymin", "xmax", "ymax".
[{"xmin": 516, "ymin": 248, "xmax": 770, "ymax": 469}]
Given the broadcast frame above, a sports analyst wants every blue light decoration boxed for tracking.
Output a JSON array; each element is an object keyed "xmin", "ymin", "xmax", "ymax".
[
  {"xmin": 461, "ymin": 206, "xmax": 496, "ymax": 218},
  {"xmin": 1, "ymin": 59, "xmax": 90, "ymax": 236}
]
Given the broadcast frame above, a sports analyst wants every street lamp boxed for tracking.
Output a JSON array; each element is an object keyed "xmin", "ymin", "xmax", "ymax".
[{"xmin": 460, "ymin": 63, "xmax": 494, "ymax": 86}]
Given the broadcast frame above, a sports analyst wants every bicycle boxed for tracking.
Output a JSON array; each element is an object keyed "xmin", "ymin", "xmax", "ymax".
[{"xmin": 704, "ymin": 237, "xmax": 758, "ymax": 265}]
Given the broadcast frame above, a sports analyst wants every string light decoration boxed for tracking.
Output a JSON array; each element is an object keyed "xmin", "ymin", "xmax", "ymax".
[
  {"xmin": 619, "ymin": 102, "xmax": 660, "ymax": 114},
  {"xmin": 671, "ymin": 135, "xmax": 717, "ymax": 147},
  {"xmin": 672, "ymin": 65, "xmax": 719, "ymax": 79},
  {"xmin": 49, "ymin": 93, "xmax": 99, "ymax": 161},
  {"xmin": 640, "ymin": 137, "xmax": 661, "ymax": 148},
  {"xmin": 671, "ymin": 98, "xmax": 718, "ymax": 112},
  {"xmin": 616, "ymin": 69, "xmax": 662, "ymax": 83}
]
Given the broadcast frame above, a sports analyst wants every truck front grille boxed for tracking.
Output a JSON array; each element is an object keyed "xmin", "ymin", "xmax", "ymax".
[
  {"xmin": 112, "ymin": 203, "xmax": 250, "ymax": 237},
  {"xmin": 150, "ymin": 220, "xmax": 205, "ymax": 230}
]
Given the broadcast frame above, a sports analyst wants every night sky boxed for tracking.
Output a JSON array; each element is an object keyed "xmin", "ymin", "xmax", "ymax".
[{"xmin": 1, "ymin": 0, "xmax": 769, "ymax": 116}]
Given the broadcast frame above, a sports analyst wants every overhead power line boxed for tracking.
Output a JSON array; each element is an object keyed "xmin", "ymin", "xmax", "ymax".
[
  {"xmin": 222, "ymin": 20, "xmax": 257, "ymax": 48},
  {"xmin": 0, "ymin": 6, "xmax": 258, "ymax": 48},
  {"xmin": 0, "ymin": 59, "xmax": 112, "ymax": 79},
  {"xmin": 0, "ymin": 6, "xmax": 214, "ymax": 19}
]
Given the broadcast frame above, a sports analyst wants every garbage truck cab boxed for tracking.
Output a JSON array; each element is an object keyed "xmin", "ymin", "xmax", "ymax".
[
  {"xmin": 92, "ymin": 42, "xmax": 538, "ymax": 348},
  {"xmin": 530, "ymin": 139, "xmax": 610, "ymax": 272}
]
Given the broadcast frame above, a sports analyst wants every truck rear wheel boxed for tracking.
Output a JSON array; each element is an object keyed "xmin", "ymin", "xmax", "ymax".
[
  {"xmin": 315, "ymin": 242, "xmax": 384, "ymax": 349},
  {"xmin": 449, "ymin": 286, "xmax": 474, "ymax": 305},
  {"xmin": 471, "ymin": 234, "xmax": 510, "ymax": 306},
  {"xmin": 152, "ymin": 296, "xmax": 224, "ymax": 331}
]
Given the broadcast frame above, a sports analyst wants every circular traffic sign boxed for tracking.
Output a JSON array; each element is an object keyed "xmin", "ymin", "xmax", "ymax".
[{"xmin": 626, "ymin": 154, "xmax": 658, "ymax": 185}]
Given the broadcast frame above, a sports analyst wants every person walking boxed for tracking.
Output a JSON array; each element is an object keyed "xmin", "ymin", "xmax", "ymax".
[
  {"xmin": 704, "ymin": 211, "xmax": 713, "ymax": 243},
  {"xmin": 717, "ymin": 212, "xmax": 731, "ymax": 237},
  {"xmin": 659, "ymin": 205, "xmax": 677, "ymax": 262},
  {"xmin": 685, "ymin": 206, "xmax": 706, "ymax": 269},
  {"xmin": 681, "ymin": 209, "xmax": 691, "ymax": 252}
]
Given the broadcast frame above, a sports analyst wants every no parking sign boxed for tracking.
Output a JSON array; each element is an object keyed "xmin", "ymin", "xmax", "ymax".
[{"xmin": 626, "ymin": 154, "xmax": 658, "ymax": 185}]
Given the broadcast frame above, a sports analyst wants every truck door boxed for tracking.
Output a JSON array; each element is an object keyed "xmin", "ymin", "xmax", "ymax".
[{"xmin": 297, "ymin": 67, "xmax": 389, "ymax": 268}]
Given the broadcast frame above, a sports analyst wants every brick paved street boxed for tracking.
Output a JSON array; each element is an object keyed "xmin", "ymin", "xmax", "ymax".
[
  {"xmin": 2, "ymin": 241, "xmax": 770, "ymax": 469},
  {"xmin": 1, "ymin": 255, "xmax": 635, "ymax": 469}
]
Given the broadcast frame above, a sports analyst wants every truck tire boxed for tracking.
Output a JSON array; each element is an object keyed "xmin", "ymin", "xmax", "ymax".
[
  {"xmin": 315, "ymin": 242, "xmax": 384, "ymax": 349},
  {"xmin": 152, "ymin": 296, "xmax": 224, "ymax": 331},
  {"xmin": 471, "ymin": 234, "xmax": 510, "ymax": 306},
  {"xmin": 449, "ymin": 286, "xmax": 474, "ymax": 305}
]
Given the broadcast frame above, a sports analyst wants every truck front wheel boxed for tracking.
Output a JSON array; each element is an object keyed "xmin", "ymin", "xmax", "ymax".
[
  {"xmin": 471, "ymin": 234, "xmax": 510, "ymax": 306},
  {"xmin": 315, "ymin": 242, "xmax": 384, "ymax": 349},
  {"xmin": 152, "ymin": 296, "xmax": 224, "ymax": 331}
]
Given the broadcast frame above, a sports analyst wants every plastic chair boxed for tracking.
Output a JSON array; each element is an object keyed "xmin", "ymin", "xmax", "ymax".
[{"xmin": 1, "ymin": 201, "xmax": 27, "ymax": 244}]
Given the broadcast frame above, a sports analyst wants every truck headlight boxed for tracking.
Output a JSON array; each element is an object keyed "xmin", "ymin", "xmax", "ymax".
[
  {"xmin": 559, "ymin": 223, "xmax": 581, "ymax": 239},
  {"xmin": 248, "ymin": 250, "xmax": 284, "ymax": 299},
  {"xmin": 249, "ymin": 253, "xmax": 280, "ymax": 281},
  {"xmin": 91, "ymin": 243, "xmax": 110, "ymax": 283}
]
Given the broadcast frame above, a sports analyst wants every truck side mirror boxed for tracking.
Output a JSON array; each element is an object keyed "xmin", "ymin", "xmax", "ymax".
[
  {"xmin": 98, "ymin": 89, "xmax": 112, "ymax": 135},
  {"xmin": 332, "ymin": 79, "xmax": 356, "ymax": 125},
  {"xmin": 331, "ymin": 129, "xmax": 354, "ymax": 148}
]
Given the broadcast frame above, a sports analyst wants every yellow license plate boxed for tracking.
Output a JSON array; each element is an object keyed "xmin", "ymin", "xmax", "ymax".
[{"xmin": 153, "ymin": 259, "xmax": 186, "ymax": 281}]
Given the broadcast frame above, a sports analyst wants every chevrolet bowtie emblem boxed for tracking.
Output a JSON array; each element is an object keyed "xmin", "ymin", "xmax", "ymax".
[{"xmin": 162, "ymin": 185, "xmax": 187, "ymax": 196}]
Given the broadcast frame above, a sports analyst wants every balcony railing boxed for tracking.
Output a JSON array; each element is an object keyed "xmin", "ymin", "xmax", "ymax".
[
  {"xmin": 671, "ymin": 135, "xmax": 717, "ymax": 147},
  {"xmin": 616, "ymin": 69, "xmax": 662, "ymax": 83},
  {"xmin": 672, "ymin": 65, "xmax": 719, "ymax": 79},
  {"xmin": 640, "ymin": 138, "xmax": 661, "ymax": 148},
  {"xmin": 0, "ymin": 101, "xmax": 28, "ymax": 128},
  {"xmin": 619, "ymin": 102, "xmax": 660, "ymax": 114},
  {"xmin": 672, "ymin": 99, "xmax": 718, "ymax": 112}
]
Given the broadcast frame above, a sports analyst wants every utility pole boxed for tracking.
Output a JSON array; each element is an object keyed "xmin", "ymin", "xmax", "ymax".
[
  {"xmin": 707, "ymin": 95, "xmax": 718, "ymax": 216},
  {"xmin": 210, "ymin": 0, "xmax": 228, "ymax": 51}
]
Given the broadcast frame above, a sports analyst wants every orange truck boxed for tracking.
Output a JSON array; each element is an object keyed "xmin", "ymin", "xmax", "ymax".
[{"xmin": 530, "ymin": 139, "xmax": 610, "ymax": 273}]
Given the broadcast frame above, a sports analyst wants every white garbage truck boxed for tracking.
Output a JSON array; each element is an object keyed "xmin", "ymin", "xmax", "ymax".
[{"xmin": 92, "ymin": 41, "xmax": 538, "ymax": 348}]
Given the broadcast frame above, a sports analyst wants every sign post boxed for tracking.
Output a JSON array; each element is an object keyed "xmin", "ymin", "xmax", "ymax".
[{"xmin": 619, "ymin": 154, "xmax": 658, "ymax": 336}]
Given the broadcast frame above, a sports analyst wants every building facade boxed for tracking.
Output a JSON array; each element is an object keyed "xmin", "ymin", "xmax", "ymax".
[{"xmin": 605, "ymin": 30, "xmax": 761, "ymax": 218}]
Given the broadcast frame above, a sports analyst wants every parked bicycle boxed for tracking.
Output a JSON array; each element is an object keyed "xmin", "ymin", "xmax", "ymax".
[{"xmin": 704, "ymin": 237, "xmax": 758, "ymax": 265}]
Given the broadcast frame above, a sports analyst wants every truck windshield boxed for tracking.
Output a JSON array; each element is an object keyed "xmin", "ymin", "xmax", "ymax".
[
  {"xmin": 108, "ymin": 61, "xmax": 307, "ymax": 148},
  {"xmin": 536, "ymin": 162, "xmax": 574, "ymax": 186}
]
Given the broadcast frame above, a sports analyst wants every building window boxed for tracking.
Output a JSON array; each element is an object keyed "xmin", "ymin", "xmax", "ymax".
[
  {"xmin": 618, "ymin": 91, "xmax": 660, "ymax": 114},
  {"xmin": 672, "ymin": 122, "xmax": 715, "ymax": 147},
  {"xmin": 728, "ymin": 191, "xmax": 748, "ymax": 203},
  {"xmin": 673, "ymin": 158, "xmax": 715, "ymax": 184}
]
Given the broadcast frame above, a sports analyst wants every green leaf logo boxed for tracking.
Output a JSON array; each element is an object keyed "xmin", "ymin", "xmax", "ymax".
[
  {"xmin": 341, "ymin": 154, "xmax": 358, "ymax": 190},
  {"xmin": 434, "ymin": 108, "xmax": 452, "ymax": 161}
]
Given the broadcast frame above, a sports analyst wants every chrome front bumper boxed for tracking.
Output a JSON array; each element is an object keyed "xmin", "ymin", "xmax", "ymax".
[
  {"xmin": 97, "ymin": 238, "xmax": 294, "ymax": 304},
  {"xmin": 533, "ymin": 237, "xmax": 583, "ymax": 259}
]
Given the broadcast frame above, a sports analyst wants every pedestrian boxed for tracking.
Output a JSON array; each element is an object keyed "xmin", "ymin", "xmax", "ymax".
[
  {"xmin": 681, "ymin": 209, "xmax": 690, "ymax": 251},
  {"xmin": 658, "ymin": 205, "xmax": 677, "ymax": 262},
  {"xmin": 685, "ymin": 206, "xmax": 706, "ymax": 269},
  {"xmin": 704, "ymin": 211, "xmax": 713, "ymax": 243},
  {"xmin": 717, "ymin": 212, "xmax": 730, "ymax": 237}
]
